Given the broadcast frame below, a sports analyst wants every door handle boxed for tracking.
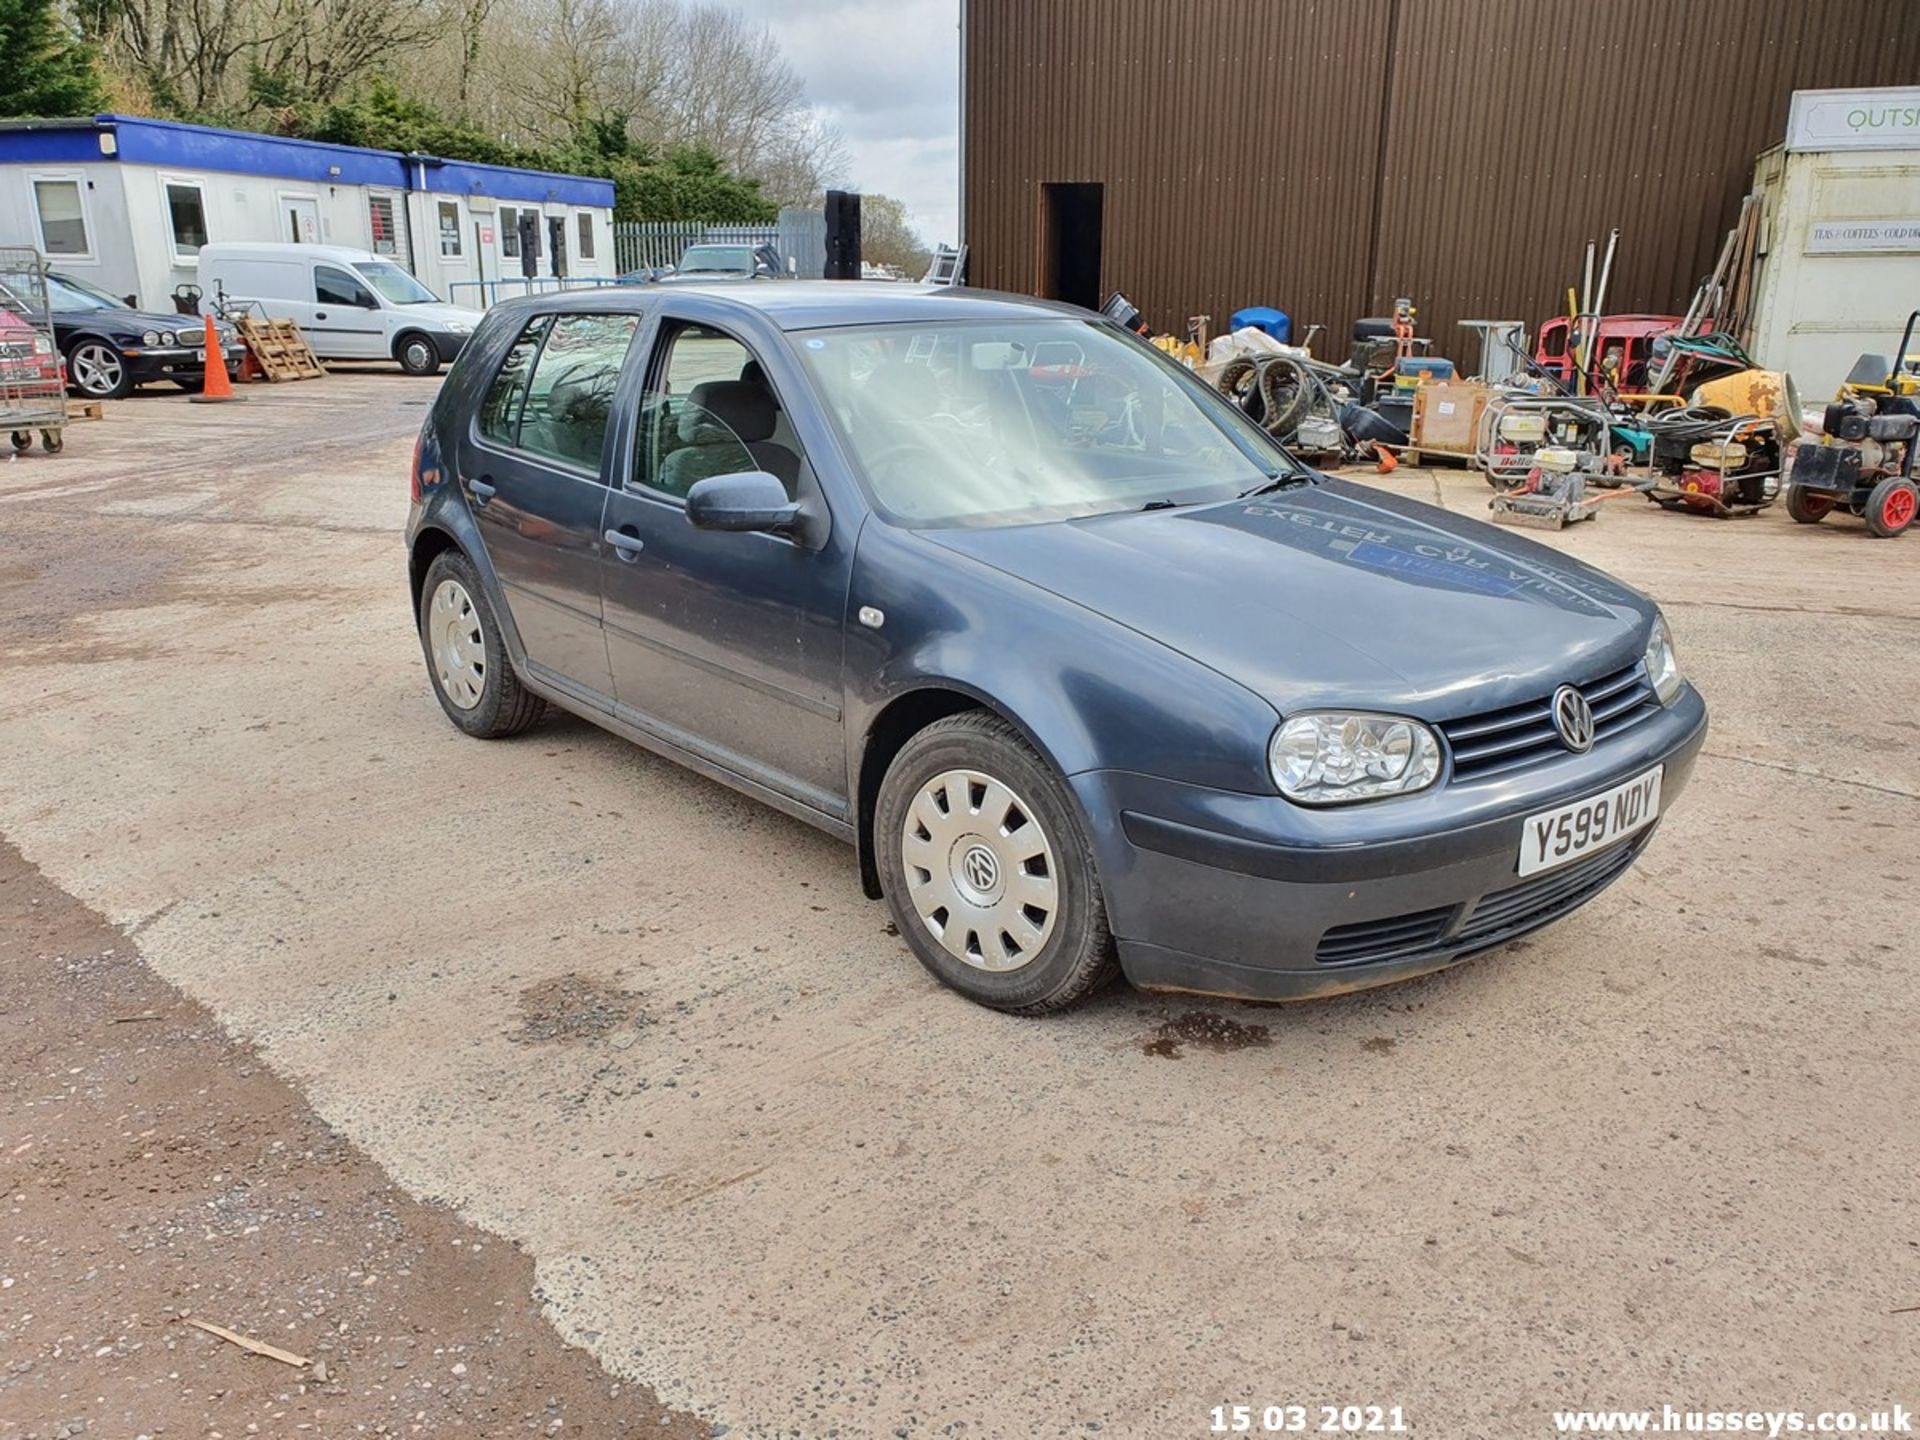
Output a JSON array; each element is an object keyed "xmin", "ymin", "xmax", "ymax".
[
  {"xmin": 314, "ymin": 310, "xmax": 328, "ymax": 320},
  {"xmin": 604, "ymin": 526, "xmax": 644, "ymax": 560},
  {"xmin": 468, "ymin": 477, "xmax": 496, "ymax": 504}
]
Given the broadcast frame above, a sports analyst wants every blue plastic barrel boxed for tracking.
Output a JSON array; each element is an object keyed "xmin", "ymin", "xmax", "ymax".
[{"xmin": 1228, "ymin": 306, "xmax": 1291, "ymax": 343}]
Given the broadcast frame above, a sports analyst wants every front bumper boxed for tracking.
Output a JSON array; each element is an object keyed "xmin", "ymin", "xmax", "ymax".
[
  {"xmin": 1074, "ymin": 684, "xmax": 1709, "ymax": 1002},
  {"xmin": 124, "ymin": 342, "xmax": 246, "ymax": 384},
  {"xmin": 429, "ymin": 331, "xmax": 470, "ymax": 363}
]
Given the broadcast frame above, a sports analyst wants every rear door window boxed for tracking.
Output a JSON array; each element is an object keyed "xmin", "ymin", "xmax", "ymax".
[
  {"xmin": 476, "ymin": 312, "xmax": 640, "ymax": 470},
  {"xmin": 478, "ymin": 316, "xmax": 550, "ymax": 447},
  {"xmin": 516, "ymin": 314, "xmax": 641, "ymax": 471}
]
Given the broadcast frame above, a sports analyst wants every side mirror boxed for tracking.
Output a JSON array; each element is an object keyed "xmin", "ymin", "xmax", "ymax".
[
  {"xmin": 123, "ymin": 294, "xmax": 138, "ymax": 308},
  {"xmin": 685, "ymin": 471, "xmax": 801, "ymax": 534}
]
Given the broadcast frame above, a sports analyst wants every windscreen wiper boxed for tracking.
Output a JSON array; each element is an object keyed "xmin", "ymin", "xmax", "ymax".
[{"xmin": 1236, "ymin": 473, "xmax": 1313, "ymax": 499}]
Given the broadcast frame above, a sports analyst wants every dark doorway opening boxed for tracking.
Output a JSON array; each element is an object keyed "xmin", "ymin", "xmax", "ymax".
[{"xmin": 1040, "ymin": 182, "xmax": 1103, "ymax": 310}]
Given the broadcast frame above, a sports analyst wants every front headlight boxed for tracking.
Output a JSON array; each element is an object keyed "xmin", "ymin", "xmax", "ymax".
[
  {"xmin": 442, "ymin": 320, "xmax": 473, "ymax": 334},
  {"xmin": 1643, "ymin": 614, "xmax": 1683, "ymax": 705},
  {"xmin": 141, "ymin": 329, "xmax": 160, "ymax": 346},
  {"xmin": 1269, "ymin": 712, "xmax": 1442, "ymax": 805}
]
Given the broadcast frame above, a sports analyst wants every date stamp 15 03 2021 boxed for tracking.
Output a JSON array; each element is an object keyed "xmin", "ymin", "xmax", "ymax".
[{"xmin": 1210, "ymin": 1405, "xmax": 1411, "ymax": 1434}]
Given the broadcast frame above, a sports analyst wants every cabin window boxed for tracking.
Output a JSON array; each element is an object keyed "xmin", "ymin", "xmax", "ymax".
[
  {"xmin": 367, "ymin": 194, "xmax": 399, "ymax": 256},
  {"xmin": 438, "ymin": 200, "xmax": 462, "ymax": 258},
  {"xmin": 33, "ymin": 178, "xmax": 89, "ymax": 256},
  {"xmin": 164, "ymin": 179, "xmax": 208, "ymax": 259}
]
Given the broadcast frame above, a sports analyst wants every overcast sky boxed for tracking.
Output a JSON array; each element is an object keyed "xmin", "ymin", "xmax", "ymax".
[{"xmin": 727, "ymin": 0, "xmax": 962, "ymax": 247}]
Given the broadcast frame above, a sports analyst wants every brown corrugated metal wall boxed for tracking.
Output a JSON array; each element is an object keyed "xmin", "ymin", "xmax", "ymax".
[{"xmin": 963, "ymin": 0, "xmax": 1920, "ymax": 358}]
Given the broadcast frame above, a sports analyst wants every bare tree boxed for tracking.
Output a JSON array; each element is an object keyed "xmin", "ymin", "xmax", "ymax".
[{"xmin": 857, "ymin": 192, "xmax": 932, "ymax": 275}]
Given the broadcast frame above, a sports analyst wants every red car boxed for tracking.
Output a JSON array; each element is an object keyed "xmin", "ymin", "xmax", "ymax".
[{"xmin": 1, "ymin": 303, "xmax": 67, "ymax": 454}]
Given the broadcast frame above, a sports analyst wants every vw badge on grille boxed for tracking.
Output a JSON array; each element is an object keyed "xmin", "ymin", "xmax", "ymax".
[{"xmin": 1551, "ymin": 685, "xmax": 1595, "ymax": 753}]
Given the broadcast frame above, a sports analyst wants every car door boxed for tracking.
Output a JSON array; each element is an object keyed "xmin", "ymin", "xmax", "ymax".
[
  {"xmin": 597, "ymin": 313, "xmax": 852, "ymax": 819},
  {"xmin": 459, "ymin": 310, "xmax": 641, "ymax": 708},
  {"xmin": 309, "ymin": 263, "xmax": 387, "ymax": 359}
]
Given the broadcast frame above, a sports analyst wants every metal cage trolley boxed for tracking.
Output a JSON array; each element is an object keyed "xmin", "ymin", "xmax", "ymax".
[{"xmin": 0, "ymin": 248, "xmax": 68, "ymax": 455}]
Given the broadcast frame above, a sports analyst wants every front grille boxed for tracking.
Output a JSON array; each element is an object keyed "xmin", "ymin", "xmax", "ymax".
[
  {"xmin": 1315, "ymin": 905, "xmax": 1453, "ymax": 965},
  {"xmin": 1441, "ymin": 662, "xmax": 1659, "ymax": 782},
  {"xmin": 1452, "ymin": 835, "xmax": 1647, "ymax": 949},
  {"xmin": 1313, "ymin": 831, "xmax": 1651, "ymax": 967}
]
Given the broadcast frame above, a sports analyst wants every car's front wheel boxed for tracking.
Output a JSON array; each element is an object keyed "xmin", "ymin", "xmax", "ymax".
[
  {"xmin": 876, "ymin": 711, "xmax": 1118, "ymax": 1013},
  {"xmin": 417, "ymin": 550, "xmax": 545, "ymax": 737},
  {"xmin": 67, "ymin": 340, "xmax": 133, "ymax": 399},
  {"xmin": 396, "ymin": 332, "xmax": 441, "ymax": 376}
]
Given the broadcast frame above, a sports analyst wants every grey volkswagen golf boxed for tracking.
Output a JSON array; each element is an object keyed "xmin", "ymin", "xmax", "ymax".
[{"xmin": 405, "ymin": 283, "xmax": 1707, "ymax": 1013}]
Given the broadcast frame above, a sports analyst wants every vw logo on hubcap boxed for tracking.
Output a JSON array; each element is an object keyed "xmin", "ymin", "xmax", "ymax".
[
  {"xmin": 1551, "ymin": 684, "xmax": 1596, "ymax": 753},
  {"xmin": 960, "ymin": 843, "xmax": 1000, "ymax": 897}
]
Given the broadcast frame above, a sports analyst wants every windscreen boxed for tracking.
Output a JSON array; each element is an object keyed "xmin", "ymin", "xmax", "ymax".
[
  {"xmin": 45, "ymin": 274, "xmax": 124, "ymax": 312},
  {"xmin": 678, "ymin": 246, "xmax": 755, "ymax": 273},
  {"xmin": 794, "ymin": 318, "xmax": 1298, "ymax": 528},
  {"xmin": 357, "ymin": 261, "xmax": 439, "ymax": 305}
]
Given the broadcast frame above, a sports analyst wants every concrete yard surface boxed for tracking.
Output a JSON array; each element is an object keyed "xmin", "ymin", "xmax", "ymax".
[{"xmin": 1, "ymin": 375, "xmax": 1915, "ymax": 1438}]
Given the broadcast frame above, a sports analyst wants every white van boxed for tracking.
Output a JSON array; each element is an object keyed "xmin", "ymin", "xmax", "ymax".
[{"xmin": 196, "ymin": 243, "xmax": 484, "ymax": 376}]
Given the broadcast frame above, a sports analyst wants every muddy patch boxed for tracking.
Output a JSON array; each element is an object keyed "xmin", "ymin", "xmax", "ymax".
[
  {"xmin": 1141, "ymin": 1010, "xmax": 1274, "ymax": 1059},
  {"xmin": 509, "ymin": 972, "xmax": 651, "ymax": 1045}
]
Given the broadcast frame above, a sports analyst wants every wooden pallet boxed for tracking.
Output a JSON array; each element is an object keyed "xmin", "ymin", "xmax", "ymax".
[
  {"xmin": 234, "ymin": 318, "xmax": 326, "ymax": 382},
  {"xmin": 70, "ymin": 398, "xmax": 103, "ymax": 420}
]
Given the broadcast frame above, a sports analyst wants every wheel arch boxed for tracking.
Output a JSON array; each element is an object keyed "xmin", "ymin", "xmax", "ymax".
[
  {"xmin": 853, "ymin": 684, "xmax": 1063, "ymax": 900},
  {"xmin": 408, "ymin": 524, "xmax": 465, "ymax": 620}
]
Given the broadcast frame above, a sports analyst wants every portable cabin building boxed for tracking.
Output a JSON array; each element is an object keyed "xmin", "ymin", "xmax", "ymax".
[{"xmin": 0, "ymin": 114, "xmax": 615, "ymax": 312}]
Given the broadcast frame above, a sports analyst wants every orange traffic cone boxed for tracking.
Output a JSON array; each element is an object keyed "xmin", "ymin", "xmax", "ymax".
[
  {"xmin": 1375, "ymin": 445, "xmax": 1399, "ymax": 474},
  {"xmin": 187, "ymin": 314, "xmax": 242, "ymax": 404}
]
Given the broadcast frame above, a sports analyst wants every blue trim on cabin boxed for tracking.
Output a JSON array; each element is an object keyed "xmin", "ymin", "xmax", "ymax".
[{"xmin": 0, "ymin": 115, "xmax": 614, "ymax": 209}]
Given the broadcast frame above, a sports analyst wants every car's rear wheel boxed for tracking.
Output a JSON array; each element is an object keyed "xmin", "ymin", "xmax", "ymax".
[
  {"xmin": 68, "ymin": 340, "xmax": 133, "ymax": 399},
  {"xmin": 396, "ymin": 332, "xmax": 441, "ymax": 376},
  {"xmin": 876, "ymin": 711, "xmax": 1118, "ymax": 1013},
  {"xmin": 417, "ymin": 550, "xmax": 544, "ymax": 737}
]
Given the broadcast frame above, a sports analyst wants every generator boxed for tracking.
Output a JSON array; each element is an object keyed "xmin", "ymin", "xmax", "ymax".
[
  {"xmin": 1475, "ymin": 395, "xmax": 1611, "ymax": 485},
  {"xmin": 1641, "ymin": 403, "xmax": 1781, "ymax": 517},
  {"xmin": 1784, "ymin": 309, "xmax": 1919, "ymax": 539}
]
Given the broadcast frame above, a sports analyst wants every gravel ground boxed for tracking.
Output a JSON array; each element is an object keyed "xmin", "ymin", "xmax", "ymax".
[
  {"xmin": 0, "ymin": 833, "xmax": 706, "ymax": 1439},
  {"xmin": 0, "ymin": 375, "xmax": 1914, "ymax": 1438}
]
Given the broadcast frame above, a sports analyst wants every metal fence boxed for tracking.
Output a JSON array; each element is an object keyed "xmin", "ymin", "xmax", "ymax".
[{"xmin": 614, "ymin": 207, "xmax": 827, "ymax": 279}]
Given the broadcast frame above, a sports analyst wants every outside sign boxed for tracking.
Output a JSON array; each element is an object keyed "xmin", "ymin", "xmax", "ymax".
[
  {"xmin": 1806, "ymin": 218, "xmax": 1920, "ymax": 255},
  {"xmin": 1787, "ymin": 87, "xmax": 1920, "ymax": 152}
]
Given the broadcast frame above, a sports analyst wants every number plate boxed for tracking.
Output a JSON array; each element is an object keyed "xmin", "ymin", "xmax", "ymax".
[
  {"xmin": 194, "ymin": 348, "xmax": 206, "ymax": 362},
  {"xmin": 1517, "ymin": 765, "xmax": 1663, "ymax": 877}
]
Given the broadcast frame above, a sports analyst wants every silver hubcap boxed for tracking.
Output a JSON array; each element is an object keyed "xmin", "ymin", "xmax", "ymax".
[
  {"xmin": 71, "ymin": 344, "xmax": 121, "ymax": 394},
  {"xmin": 901, "ymin": 768, "xmax": 1058, "ymax": 971},
  {"xmin": 428, "ymin": 579, "xmax": 486, "ymax": 709},
  {"xmin": 406, "ymin": 341, "xmax": 430, "ymax": 369}
]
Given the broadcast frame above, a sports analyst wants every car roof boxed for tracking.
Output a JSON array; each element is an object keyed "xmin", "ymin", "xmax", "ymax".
[
  {"xmin": 198, "ymin": 242, "xmax": 386, "ymax": 265},
  {"xmin": 500, "ymin": 281, "xmax": 1100, "ymax": 332}
]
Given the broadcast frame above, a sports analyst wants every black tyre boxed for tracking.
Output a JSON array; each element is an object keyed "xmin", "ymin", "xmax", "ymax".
[
  {"xmin": 39, "ymin": 429, "xmax": 62, "ymax": 455},
  {"xmin": 396, "ymin": 332, "xmax": 441, "ymax": 377},
  {"xmin": 1785, "ymin": 486, "xmax": 1833, "ymax": 525},
  {"xmin": 10, "ymin": 431, "xmax": 31, "ymax": 454},
  {"xmin": 417, "ymin": 550, "xmax": 545, "ymax": 737},
  {"xmin": 67, "ymin": 339, "xmax": 133, "ymax": 399},
  {"xmin": 1865, "ymin": 476, "xmax": 1917, "ymax": 538},
  {"xmin": 1256, "ymin": 356, "xmax": 1312, "ymax": 438},
  {"xmin": 876, "ymin": 711, "xmax": 1118, "ymax": 1014}
]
